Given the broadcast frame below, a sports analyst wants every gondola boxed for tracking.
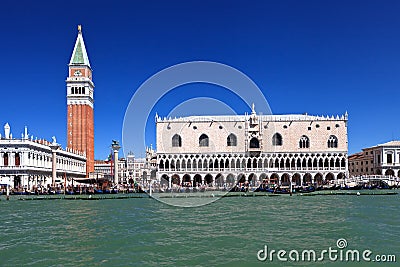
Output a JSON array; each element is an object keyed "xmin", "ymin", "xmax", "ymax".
[{"xmin": 297, "ymin": 186, "xmax": 316, "ymax": 193}]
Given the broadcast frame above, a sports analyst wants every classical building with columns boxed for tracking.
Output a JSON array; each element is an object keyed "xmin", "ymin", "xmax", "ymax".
[
  {"xmin": 0, "ymin": 124, "xmax": 86, "ymax": 189},
  {"xmin": 156, "ymin": 106, "xmax": 348, "ymax": 188},
  {"xmin": 348, "ymin": 141, "xmax": 400, "ymax": 178}
]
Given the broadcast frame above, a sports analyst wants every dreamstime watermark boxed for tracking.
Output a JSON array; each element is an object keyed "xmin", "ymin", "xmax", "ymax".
[{"xmin": 257, "ymin": 238, "xmax": 396, "ymax": 263}]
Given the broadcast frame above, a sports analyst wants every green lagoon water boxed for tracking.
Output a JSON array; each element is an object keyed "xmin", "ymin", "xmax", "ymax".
[{"xmin": 0, "ymin": 192, "xmax": 399, "ymax": 266}]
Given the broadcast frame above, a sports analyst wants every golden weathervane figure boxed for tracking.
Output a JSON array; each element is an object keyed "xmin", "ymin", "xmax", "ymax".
[{"xmin": 78, "ymin": 25, "xmax": 82, "ymax": 33}]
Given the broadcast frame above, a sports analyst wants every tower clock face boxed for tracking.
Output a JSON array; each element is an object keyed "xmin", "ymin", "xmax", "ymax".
[{"xmin": 74, "ymin": 70, "xmax": 82, "ymax": 76}]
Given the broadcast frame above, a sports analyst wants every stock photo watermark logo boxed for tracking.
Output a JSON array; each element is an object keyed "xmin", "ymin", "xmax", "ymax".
[
  {"xmin": 122, "ymin": 61, "xmax": 272, "ymax": 207},
  {"xmin": 257, "ymin": 238, "xmax": 396, "ymax": 263}
]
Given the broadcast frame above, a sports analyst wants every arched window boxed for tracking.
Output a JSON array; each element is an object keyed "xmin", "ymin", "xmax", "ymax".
[
  {"xmin": 159, "ymin": 160, "xmax": 164, "ymax": 170},
  {"xmin": 327, "ymin": 135, "xmax": 338, "ymax": 148},
  {"xmin": 299, "ymin": 135, "xmax": 310, "ymax": 148},
  {"xmin": 250, "ymin": 137, "xmax": 260, "ymax": 148},
  {"xmin": 272, "ymin": 133, "xmax": 282, "ymax": 146},
  {"xmin": 199, "ymin": 134, "xmax": 209, "ymax": 147},
  {"xmin": 172, "ymin": 134, "xmax": 182, "ymax": 147},
  {"xmin": 227, "ymin": 134, "xmax": 237, "ymax": 146}
]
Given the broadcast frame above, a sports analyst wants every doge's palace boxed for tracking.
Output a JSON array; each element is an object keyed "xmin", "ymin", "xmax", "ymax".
[{"xmin": 156, "ymin": 105, "xmax": 348, "ymax": 188}]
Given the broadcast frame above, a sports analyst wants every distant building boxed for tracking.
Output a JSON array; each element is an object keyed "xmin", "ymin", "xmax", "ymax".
[
  {"xmin": 66, "ymin": 25, "xmax": 95, "ymax": 177},
  {"xmin": 156, "ymin": 106, "xmax": 348, "ymax": 187},
  {"xmin": 0, "ymin": 124, "xmax": 86, "ymax": 189},
  {"xmin": 94, "ymin": 152, "xmax": 154, "ymax": 185},
  {"xmin": 126, "ymin": 154, "xmax": 147, "ymax": 183},
  {"xmin": 348, "ymin": 141, "xmax": 400, "ymax": 177},
  {"xmin": 93, "ymin": 159, "xmax": 115, "ymax": 181}
]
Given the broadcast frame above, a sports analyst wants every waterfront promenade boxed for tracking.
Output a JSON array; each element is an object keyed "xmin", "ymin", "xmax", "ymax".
[{"xmin": 1, "ymin": 189, "xmax": 397, "ymax": 203}]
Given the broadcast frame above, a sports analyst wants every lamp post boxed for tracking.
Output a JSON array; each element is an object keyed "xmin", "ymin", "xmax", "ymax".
[{"xmin": 111, "ymin": 140, "xmax": 121, "ymax": 186}]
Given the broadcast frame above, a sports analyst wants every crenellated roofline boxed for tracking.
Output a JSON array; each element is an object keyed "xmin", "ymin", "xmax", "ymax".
[{"xmin": 156, "ymin": 113, "xmax": 349, "ymax": 123}]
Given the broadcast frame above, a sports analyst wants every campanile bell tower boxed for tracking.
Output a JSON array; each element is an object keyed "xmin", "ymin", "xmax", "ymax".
[{"xmin": 66, "ymin": 25, "xmax": 95, "ymax": 176}]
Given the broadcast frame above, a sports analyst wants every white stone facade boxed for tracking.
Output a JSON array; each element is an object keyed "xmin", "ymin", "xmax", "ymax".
[
  {"xmin": 0, "ymin": 124, "xmax": 86, "ymax": 189},
  {"xmin": 349, "ymin": 141, "xmax": 400, "ymax": 177},
  {"xmin": 94, "ymin": 153, "xmax": 153, "ymax": 185},
  {"xmin": 156, "ymin": 108, "xmax": 348, "ymax": 187}
]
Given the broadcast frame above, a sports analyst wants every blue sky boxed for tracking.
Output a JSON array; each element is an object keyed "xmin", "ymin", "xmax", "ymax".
[{"xmin": 1, "ymin": 0, "xmax": 399, "ymax": 159}]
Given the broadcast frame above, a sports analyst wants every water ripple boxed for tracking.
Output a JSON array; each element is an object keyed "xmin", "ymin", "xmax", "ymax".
[{"xmin": 0, "ymin": 194, "xmax": 399, "ymax": 266}]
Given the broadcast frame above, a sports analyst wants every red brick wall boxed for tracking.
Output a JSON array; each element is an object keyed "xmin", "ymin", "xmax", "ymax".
[
  {"xmin": 67, "ymin": 104, "xmax": 94, "ymax": 176},
  {"xmin": 69, "ymin": 67, "xmax": 92, "ymax": 79}
]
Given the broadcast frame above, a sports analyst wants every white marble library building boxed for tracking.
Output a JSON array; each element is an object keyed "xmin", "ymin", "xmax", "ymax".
[{"xmin": 0, "ymin": 123, "xmax": 86, "ymax": 189}]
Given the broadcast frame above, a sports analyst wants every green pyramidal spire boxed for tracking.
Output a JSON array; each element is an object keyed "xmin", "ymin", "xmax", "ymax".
[
  {"xmin": 69, "ymin": 25, "xmax": 91, "ymax": 68},
  {"xmin": 72, "ymin": 40, "xmax": 84, "ymax": 64}
]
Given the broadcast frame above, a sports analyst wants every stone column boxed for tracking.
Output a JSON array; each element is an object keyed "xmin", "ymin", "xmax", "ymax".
[
  {"xmin": 9, "ymin": 153, "xmax": 15, "ymax": 166},
  {"xmin": 114, "ymin": 150, "xmax": 119, "ymax": 184},
  {"xmin": 49, "ymin": 143, "xmax": 60, "ymax": 188},
  {"xmin": 111, "ymin": 141, "xmax": 121, "ymax": 185},
  {"xmin": 22, "ymin": 152, "xmax": 27, "ymax": 166}
]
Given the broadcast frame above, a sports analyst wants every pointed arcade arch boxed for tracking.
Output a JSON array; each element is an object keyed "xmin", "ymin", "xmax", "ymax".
[
  {"xmin": 171, "ymin": 174, "xmax": 180, "ymax": 185},
  {"xmin": 160, "ymin": 174, "xmax": 170, "ymax": 187},
  {"xmin": 182, "ymin": 174, "xmax": 191, "ymax": 186},
  {"xmin": 270, "ymin": 173, "xmax": 279, "ymax": 184},
  {"xmin": 292, "ymin": 173, "xmax": 301, "ymax": 186},
  {"xmin": 215, "ymin": 173, "xmax": 224, "ymax": 187},
  {"xmin": 303, "ymin": 173, "xmax": 312, "ymax": 185},
  {"xmin": 337, "ymin": 172, "xmax": 345, "ymax": 180},
  {"xmin": 281, "ymin": 173, "xmax": 290, "ymax": 186},
  {"xmin": 314, "ymin": 173, "xmax": 323, "ymax": 185},
  {"xmin": 193, "ymin": 174, "xmax": 202, "ymax": 187},
  {"xmin": 226, "ymin": 174, "xmax": 236, "ymax": 187},
  {"xmin": 204, "ymin": 174, "xmax": 213, "ymax": 185},
  {"xmin": 325, "ymin": 172, "xmax": 335, "ymax": 182}
]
